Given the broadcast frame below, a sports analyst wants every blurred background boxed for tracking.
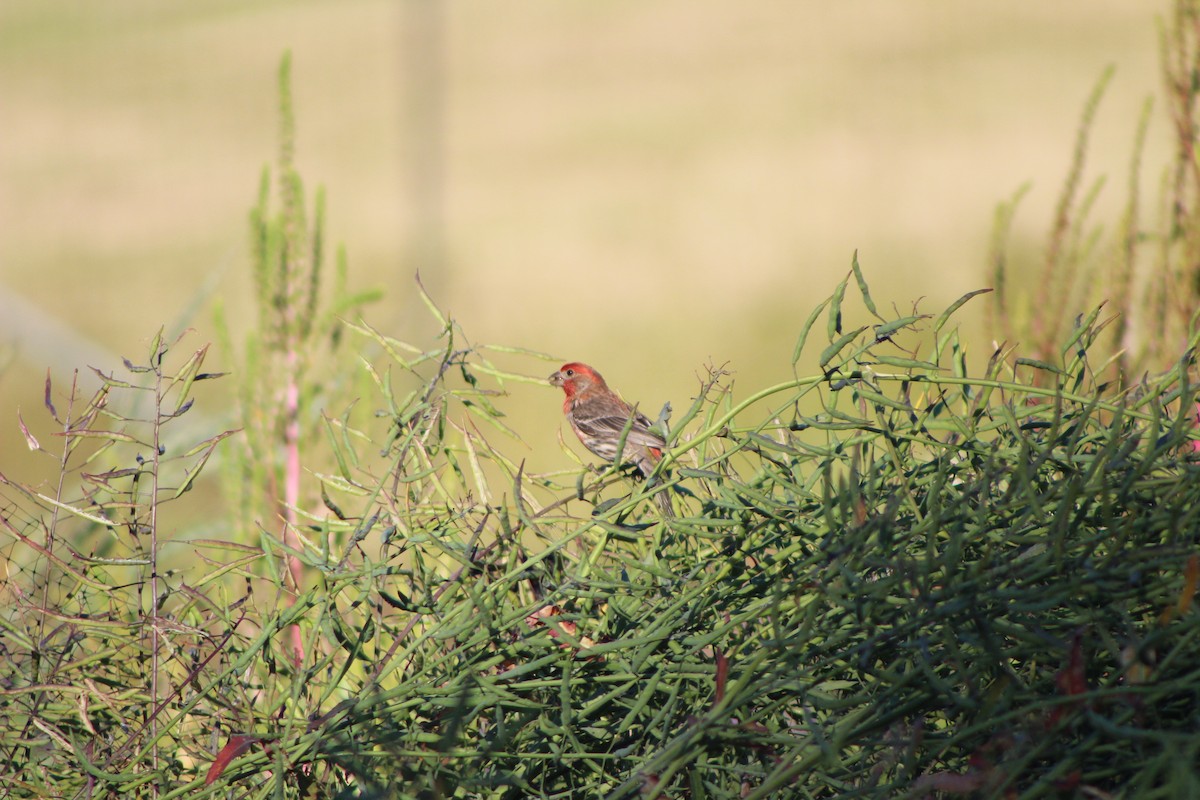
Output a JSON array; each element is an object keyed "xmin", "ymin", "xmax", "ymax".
[{"xmin": 0, "ymin": 1, "xmax": 1171, "ymax": 508}]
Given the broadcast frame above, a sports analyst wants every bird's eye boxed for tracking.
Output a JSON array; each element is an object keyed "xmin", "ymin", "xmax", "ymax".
[{"xmin": 565, "ymin": 369, "xmax": 575, "ymax": 377}]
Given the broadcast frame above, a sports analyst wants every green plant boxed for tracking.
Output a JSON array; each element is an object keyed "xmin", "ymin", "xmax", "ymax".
[
  {"xmin": 990, "ymin": 0, "xmax": 1200, "ymax": 383},
  {"xmin": 4, "ymin": 28, "xmax": 1200, "ymax": 799},
  {"xmin": 4, "ymin": 254, "xmax": 1199, "ymax": 800},
  {"xmin": 0, "ymin": 333, "xmax": 234, "ymax": 795},
  {"xmin": 205, "ymin": 264, "xmax": 1200, "ymax": 799},
  {"xmin": 215, "ymin": 51, "xmax": 380, "ymax": 666}
]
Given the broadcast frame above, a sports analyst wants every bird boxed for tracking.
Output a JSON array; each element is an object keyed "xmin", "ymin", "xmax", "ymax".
[{"xmin": 549, "ymin": 362, "xmax": 673, "ymax": 515}]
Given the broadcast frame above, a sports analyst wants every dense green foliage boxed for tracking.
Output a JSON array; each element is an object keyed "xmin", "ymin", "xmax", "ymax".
[
  {"xmin": 6, "ymin": 6, "xmax": 1200, "ymax": 794},
  {"xmin": 3, "ymin": 268, "xmax": 1199, "ymax": 798}
]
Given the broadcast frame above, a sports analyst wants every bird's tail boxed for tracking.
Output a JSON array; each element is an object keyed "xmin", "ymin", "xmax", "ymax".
[
  {"xmin": 654, "ymin": 486, "xmax": 675, "ymax": 518},
  {"xmin": 636, "ymin": 451, "xmax": 674, "ymax": 518},
  {"xmin": 638, "ymin": 455, "xmax": 676, "ymax": 520}
]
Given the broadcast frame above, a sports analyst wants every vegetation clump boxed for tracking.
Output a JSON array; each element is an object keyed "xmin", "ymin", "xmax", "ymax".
[{"xmin": 5, "ymin": 6, "xmax": 1200, "ymax": 795}]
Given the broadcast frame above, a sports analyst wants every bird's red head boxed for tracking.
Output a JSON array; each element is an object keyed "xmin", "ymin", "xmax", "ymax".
[{"xmin": 548, "ymin": 362, "xmax": 605, "ymax": 400}]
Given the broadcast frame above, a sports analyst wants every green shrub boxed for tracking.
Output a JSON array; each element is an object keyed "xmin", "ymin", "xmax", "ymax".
[
  {"xmin": 5, "ymin": 19, "xmax": 1200, "ymax": 798},
  {"xmin": 3, "ymin": 262, "xmax": 1199, "ymax": 798}
]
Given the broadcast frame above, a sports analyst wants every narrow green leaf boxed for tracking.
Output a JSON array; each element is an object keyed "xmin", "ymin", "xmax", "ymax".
[
  {"xmin": 55, "ymin": 429, "xmax": 142, "ymax": 444},
  {"xmin": 853, "ymin": 385, "xmax": 912, "ymax": 412},
  {"xmin": 873, "ymin": 315, "xmax": 930, "ymax": 340},
  {"xmin": 934, "ymin": 288, "xmax": 994, "ymax": 337},
  {"xmin": 171, "ymin": 344, "xmax": 209, "ymax": 414},
  {"xmin": 1015, "ymin": 357, "xmax": 1065, "ymax": 375},
  {"xmin": 148, "ymin": 327, "xmax": 164, "ymax": 369},
  {"xmin": 819, "ymin": 326, "xmax": 868, "ymax": 369},
  {"xmin": 322, "ymin": 412, "xmax": 354, "ymax": 479},
  {"xmin": 416, "ymin": 272, "xmax": 448, "ymax": 328},
  {"xmin": 874, "ymin": 355, "xmax": 941, "ymax": 371},
  {"xmin": 850, "ymin": 250, "xmax": 883, "ymax": 320},
  {"xmin": 313, "ymin": 472, "xmax": 370, "ymax": 496},
  {"xmin": 793, "ymin": 296, "xmax": 833, "ymax": 366},
  {"xmin": 188, "ymin": 539, "xmax": 264, "ymax": 553},
  {"xmin": 30, "ymin": 493, "xmax": 115, "ymax": 527},
  {"xmin": 181, "ymin": 429, "xmax": 240, "ymax": 458},
  {"xmin": 678, "ymin": 468, "xmax": 722, "ymax": 480},
  {"xmin": 827, "ymin": 272, "xmax": 849, "ymax": 339},
  {"xmin": 173, "ymin": 439, "xmax": 224, "ymax": 498},
  {"xmin": 1060, "ymin": 305, "xmax": 1104, "ymax": 358}
]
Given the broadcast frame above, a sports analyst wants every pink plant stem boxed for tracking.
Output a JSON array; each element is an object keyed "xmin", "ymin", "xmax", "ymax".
[
  {"xmin": 1193, "ymin": 402, "xmax": 1200, "ymax": 452},
  {"xmin": 283, "ymin": 347, "xmax": 305, "ymax": 665}
]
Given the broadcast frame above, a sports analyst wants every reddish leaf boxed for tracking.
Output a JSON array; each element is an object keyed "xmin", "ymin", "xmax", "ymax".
[
  {"xmin": 44, "ymin": 369, "xmax": 58, "ymax": 420},
  {"xmin": 205, "ymin": 735, "xmax": 259, "ymax": 785},
  {"xmin": 1053, "ymin": 770, "xmax": 1082, "ymax": 791},
  {"xmin": 17, "ymin": 410, "xmax": 40, "ymax": 451},
  {"xmin": 714, "ymin": 649, "xmax": 728, "ymax": 705},
  {"xmin": 1049, "ymin": 630, "xmax": 1088, "ymax": 726},
  {"xmin": 1055, "ymin": 632, "xmax": 1087, "ymax": 697}
]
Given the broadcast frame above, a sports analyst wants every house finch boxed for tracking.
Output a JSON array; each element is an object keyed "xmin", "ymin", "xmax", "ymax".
[{"xmin": 549, "ymin": 362, "xmax": 673, "ymax": 515}]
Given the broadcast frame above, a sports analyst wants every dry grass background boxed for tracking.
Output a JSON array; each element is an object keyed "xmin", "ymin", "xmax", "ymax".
[{"xmin": 0, "ymin": 0, "xmax": 1169, "ymax": 516}]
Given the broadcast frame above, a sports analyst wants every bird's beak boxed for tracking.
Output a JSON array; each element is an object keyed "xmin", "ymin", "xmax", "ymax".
[{"xmin": 548, "ymin": 370, "xmax": 564, "ymax": 387}]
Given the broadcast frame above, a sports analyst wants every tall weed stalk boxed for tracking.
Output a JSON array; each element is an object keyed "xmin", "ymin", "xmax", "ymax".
[
  {"xmin": 215, "ymin": 52, "xmax": 380, "ymax": 665},
  {"xmin": 990, "ymin": 0, "xmax": 1200, "ymax": 383}
]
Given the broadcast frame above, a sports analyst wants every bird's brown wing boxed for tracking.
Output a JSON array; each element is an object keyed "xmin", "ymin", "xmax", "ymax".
[{"xmin": 572, "ymin": 410, "xmax": 665, "ymax": 451}]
